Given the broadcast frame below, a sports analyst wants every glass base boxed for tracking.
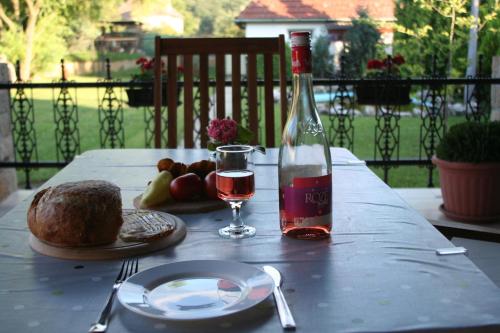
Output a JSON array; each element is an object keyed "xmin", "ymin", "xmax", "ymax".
[{"xmin": 218, "ymin": 225, "xmax": 256, "ymax": 239}]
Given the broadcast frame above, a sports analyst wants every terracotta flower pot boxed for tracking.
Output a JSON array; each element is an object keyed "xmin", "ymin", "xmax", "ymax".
[{"xmin": 432, "ymin": 156, "xmax": 500, "ymax": 222}]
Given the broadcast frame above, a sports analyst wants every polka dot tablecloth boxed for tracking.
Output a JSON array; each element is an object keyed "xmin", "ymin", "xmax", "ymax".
[{"xmin": 1, "ymin": 148, "xmax": 500, "ymax": 333}]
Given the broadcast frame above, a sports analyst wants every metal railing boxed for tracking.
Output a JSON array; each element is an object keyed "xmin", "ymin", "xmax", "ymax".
[{"xmin": 0, "ymin": 60, "xmax": 499, "ymax": 189}]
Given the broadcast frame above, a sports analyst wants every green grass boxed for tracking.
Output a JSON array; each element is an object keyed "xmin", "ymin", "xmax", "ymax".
[{"xmin": 15, "ymin": 77, "xmax": 466, "ymax": 188}]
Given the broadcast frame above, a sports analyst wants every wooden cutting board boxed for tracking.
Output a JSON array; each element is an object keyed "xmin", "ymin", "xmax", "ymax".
[
  {"xmin": 133, "ymin": 194, "xmax": 227, "ymax": 214},
  {"xmin": 29, "ymin": 210, "xmax": 186, "ymax": 260}
]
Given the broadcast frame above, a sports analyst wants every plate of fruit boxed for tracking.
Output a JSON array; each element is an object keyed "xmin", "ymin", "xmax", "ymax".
[{"xmin": 134, "ymin": 158, "xmax": 227, "ymax": 214}]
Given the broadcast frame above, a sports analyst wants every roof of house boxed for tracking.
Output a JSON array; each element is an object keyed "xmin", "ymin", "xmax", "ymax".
[{"xmin": 236, "ymin": 0, "xmax": 395, "ymax": 22}]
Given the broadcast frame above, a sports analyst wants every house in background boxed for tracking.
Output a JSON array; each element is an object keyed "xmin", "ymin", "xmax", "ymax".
[
  {"xmin": 95, "ymin": 1, "xmax": 184, "ymax": 55},
  {"xmin": 236, "ymin": 0, "xmax": 396, "ymax": 65},
  {"xmin": 95, "ymin": 21, "xmax": 144, "ymax": 54}
]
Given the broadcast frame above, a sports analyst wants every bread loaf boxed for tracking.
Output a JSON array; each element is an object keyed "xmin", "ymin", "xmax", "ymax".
[{"xmin": 28, "ymin": 180, "xmax": 123, "ymax": 247}]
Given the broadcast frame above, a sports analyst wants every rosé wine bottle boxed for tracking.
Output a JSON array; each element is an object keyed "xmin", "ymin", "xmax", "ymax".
[{"xmin": 278, "ymin": 32, "xmax": 332, "ymax": 240}]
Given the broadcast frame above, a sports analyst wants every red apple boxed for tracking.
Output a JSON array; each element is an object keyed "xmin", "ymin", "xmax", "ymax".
[
  {"xmin": 169, "ymin": 173, "xmax": 202, "ymax": 201},
  {"xmin": 204, "ymin": 171, "xmax": 219, "ymax": 200}
]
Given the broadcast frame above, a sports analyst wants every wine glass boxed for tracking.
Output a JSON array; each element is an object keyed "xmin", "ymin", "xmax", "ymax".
[{"xmin": 215, "ymin": 145, "xmax": 256, "ymax": 239}]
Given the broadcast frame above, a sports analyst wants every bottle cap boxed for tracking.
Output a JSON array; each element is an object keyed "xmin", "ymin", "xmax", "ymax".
[{"xmin": 291, "ymin": 32, "xmax": 311, "ymax": 47}]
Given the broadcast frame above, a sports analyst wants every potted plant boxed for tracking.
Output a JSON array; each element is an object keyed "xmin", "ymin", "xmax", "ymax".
[
  {"xmin": 432, "ymin": 121, "xmax": 500, "ymax": 222},
  {"xmin": 126, "ymin": 57, "xmax": 182, "ymax": 107},
  {"xmin": 356, "ymin": 54, "xmax": 411, "ymax": 106}
]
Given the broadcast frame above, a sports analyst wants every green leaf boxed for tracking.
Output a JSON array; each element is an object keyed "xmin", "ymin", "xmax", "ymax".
[
  {"xmin": 236, "ymin": 124, "xmax": 253, "ymax": 144},
  {"xmin": 207, "ymin": 141, "xmax": 218, "ymax": 151}
]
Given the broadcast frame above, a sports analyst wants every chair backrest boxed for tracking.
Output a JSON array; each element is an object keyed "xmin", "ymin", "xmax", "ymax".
[{"xmin": 153, "ymin": 35, "xmax": 287, "ymax": 148}]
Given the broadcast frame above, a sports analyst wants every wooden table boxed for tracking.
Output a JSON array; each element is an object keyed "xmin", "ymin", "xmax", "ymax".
[{"xmin": 1, "ymin": 148, "xmax": 500, "ymax": 333}]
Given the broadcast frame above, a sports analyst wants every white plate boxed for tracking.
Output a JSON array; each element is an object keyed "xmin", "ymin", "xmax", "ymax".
[{"xmin": 117, "ymin": 260, "xmax": 274, "ymax": 321}]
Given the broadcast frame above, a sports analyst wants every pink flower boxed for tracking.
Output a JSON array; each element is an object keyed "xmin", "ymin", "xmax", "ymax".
[{"xmin": 207, "ymin": 118, "xmax": 238, "ymax": 144}]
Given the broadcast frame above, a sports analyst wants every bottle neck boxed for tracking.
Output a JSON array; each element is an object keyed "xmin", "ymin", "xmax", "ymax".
[
  {"xmin": 290, "ymin": 71, "xmax": 316, "ymax": 118},
  {"xmin": 292, "ymin": 72, "xmax": 313, "ymax": 92},
  {"xmin": 291, "ymin": 43, "xmax": 315, "ymax": 117}
]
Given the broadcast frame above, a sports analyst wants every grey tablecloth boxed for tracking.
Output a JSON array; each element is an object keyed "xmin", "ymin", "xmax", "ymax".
[{"xmin": 1, "ymin": 148, "xmax": 499, "ymax": 332}]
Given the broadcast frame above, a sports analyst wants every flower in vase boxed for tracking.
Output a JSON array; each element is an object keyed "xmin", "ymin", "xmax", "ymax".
[{"xmin": 207, "ymin": 117, "xmax": 253, "ymax": 151}]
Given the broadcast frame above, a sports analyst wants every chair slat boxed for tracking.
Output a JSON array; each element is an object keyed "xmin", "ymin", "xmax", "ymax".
[
  {"xmin": 155, "ymin": 35, "xmax": 287, "ymax": 148},
  {"xmin": 183, "ymin": 55, "xmax": 194, "ymax": 148},
  {"xmin": 216, "ymin": 54, "xmax": 225, "ymax": 119},
  {"xmin": 199, "ymin": 54, "xmax": 209, "ymax": 148},
  {"xmin": 264, "ymin": 53, "xmax": 275, "ymax": 147},
  {"xmin": 167, "ymin": 54, "xmax": 178, "ymax": 148},
  {"xmin": 247, "ymin": 53, "xmax": 258, "ymax": 145},
  {"xmin": 232, "ymin": 54, "xmax": 241, "ymax": 124}
]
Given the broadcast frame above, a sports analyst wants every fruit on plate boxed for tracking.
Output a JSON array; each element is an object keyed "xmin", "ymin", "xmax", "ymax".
[
  {"xmin": 157, "ymin": 158, "xmax": 187, "ymax": 178},
  {"xmin": 204, "ymin": 171, "xmax": 219, "ymax": 200},
  {"xmin": 150, "ymin": 157, "xmax": 220, "ymax": 202},
  {"xmin": 170, "ymin": 173, "xmax": 203, "ymax": 201},
  {"xmin": 140, "ymin": 171, "xmax": 173, "ymax": 208},
  {"xmin": 187, "ymin": 160, "xmax": 216, "ymax": 179}
]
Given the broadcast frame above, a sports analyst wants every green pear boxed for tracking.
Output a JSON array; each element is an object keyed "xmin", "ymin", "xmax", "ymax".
[{"xmin": 140, "ymin": 170, "xmax": 173, "ymax": 208}]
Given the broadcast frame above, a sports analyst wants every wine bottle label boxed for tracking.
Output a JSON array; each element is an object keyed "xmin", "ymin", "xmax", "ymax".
[
  {"xmin": 281, "ymin": 174, "xmax": 332, "ymax": 227},
  {"xmin": 291, "ymin": 32, "xmax": 312, "ymax": 74}
]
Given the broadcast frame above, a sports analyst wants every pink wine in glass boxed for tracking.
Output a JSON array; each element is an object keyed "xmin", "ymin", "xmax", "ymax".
[{"xmin": 216, "ymin": 170, "xmax": 255, "ymax": 201}]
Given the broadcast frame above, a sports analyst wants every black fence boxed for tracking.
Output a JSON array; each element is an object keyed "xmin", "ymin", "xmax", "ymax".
[{"xmin": 0, "ymin": 60, "xmax": 499, "ymax": 189}]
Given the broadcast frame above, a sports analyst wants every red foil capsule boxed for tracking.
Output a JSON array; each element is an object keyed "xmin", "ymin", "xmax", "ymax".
[{"xmin": 291, "ymin": 31, "xmax": 312, "ymax": 74}]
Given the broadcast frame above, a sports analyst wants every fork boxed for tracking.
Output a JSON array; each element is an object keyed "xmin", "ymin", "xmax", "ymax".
[{"xmin": 89, "ymin": 257, "xmax": 139, "ymax": 333}]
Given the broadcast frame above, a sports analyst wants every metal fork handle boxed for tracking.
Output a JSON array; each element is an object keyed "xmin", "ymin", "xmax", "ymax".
[
  {"xmin": 89, "ymin": 283, "xmax": 120, "ymax": 333},
  {"xmin": 273, "ymin": 285, "xmax": 296, "ymax": 330}
]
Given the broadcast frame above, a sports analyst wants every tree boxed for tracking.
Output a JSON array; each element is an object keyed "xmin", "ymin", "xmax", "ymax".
[
  {"xmin": 312, "ymin": 33, "xmax": 334, "ymax": 78},
  {"xmin": 341, "ymin": 10, "xmax": 381, "ymax": 76},
  {"xmin": 478, "ymin": 0, "xmax": 500, "ymax": 74},
  {"xmin": 181, "ymin": 0, "xmax": 249, "ymax": 37},
  {"xmin": 394, "ymin": 0, "xmax": 447, "ymax": 76},
  {"xmin": 394, "ymin": 0, "xmax": 500, "ymax": 76},
  {"xmin": 0, "ymin": 0, "xmax": 43, "ymax": 79},
  {"xmin": 419, "ymin": 0, "xmax": 471, "ymax": 76},
  {"xmin": 0, "ymin": 0, "xmax": 120, "ymax": 79},
  {"xmin": 172, "ymin": 0, "xmax": 199, "ymax": 36}
]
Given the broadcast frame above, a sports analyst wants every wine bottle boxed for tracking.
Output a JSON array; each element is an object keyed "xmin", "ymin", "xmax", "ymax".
[{"xmin": 278, "ymin": 31, "xmax": 332, "ymax": 240}]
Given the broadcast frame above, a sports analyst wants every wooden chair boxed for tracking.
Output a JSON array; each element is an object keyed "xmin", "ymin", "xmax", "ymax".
[{"xmin": 153, "ymin": 35, "xmax": 287, "ymax": 148}]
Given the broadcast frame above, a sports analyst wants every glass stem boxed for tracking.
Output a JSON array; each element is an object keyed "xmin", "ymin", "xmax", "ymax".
[{"xmin": 229, "ymin": 201, "xmax": 244, "ymax": 229}]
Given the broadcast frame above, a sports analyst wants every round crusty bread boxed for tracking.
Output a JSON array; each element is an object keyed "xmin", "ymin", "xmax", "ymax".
[{"xmin": 28, "ymin": 180, "xmax": 123, "ymax": 247}]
